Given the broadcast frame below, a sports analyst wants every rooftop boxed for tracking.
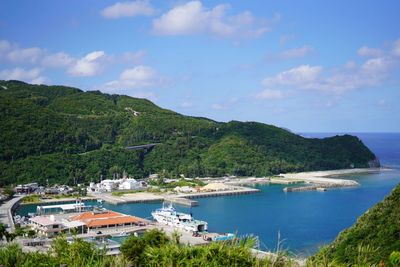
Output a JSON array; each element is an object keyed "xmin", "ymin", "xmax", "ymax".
[
  {"xmin": 70, "ymin": 209, "xmax": 146, "ymax": 228},
  {"xmin": 86, "ymin": 216, "xmax": 141, "ymax": 228},
  {"xmin": 70, "ymin": 210, "xmax": 122, "ymax": 221},
  {"xmin": 30, "ymin": 216, "xmax": 60, "ymax": 226}
]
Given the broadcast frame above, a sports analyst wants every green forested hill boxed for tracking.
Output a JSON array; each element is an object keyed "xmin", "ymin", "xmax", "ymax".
[
  {"xmin": 311, "ymin": 183, "xmax": 400, "ymax": 266},
  {"xmin": 0, "ymin": 80, "xmax": 379, "ymax": 186}
]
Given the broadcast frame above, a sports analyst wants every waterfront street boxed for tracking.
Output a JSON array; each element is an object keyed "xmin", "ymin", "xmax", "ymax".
[{"xmin": 0, "ymin": 195, "xmax": 23, "ymax": 231}]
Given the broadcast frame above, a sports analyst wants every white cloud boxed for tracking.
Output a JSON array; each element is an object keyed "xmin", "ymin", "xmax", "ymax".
[
  {"xmin": 256, "ymin": 89, "xmax": 287, "ymax": 100},
  {"xmin": 102, "ymin": 65, "xmax": 166, "ymax": 91},
  {"xmin": 357, "ymin": 46, "xmax": 383, "ymax": 57},
  {"xmin": 392, "ymin": 39, "xmax": 400, "ymax": 57},
  {"xmin": 0, "ymin": 67, "xmax": 47, "ymax": 84},
  {"xmin": 101, "ymin": 0, "xmax": 155, "ymax": 19},
  {"xmin": 279, "ymin": 45, "xmax": 314, "ymax": 59},
  {"xmin": 152, "ymin": 1, "xmax": 269, "ymax": 38},
  {"xmin": 263, "ymin": 65, "xmax": 322, "ymax": 88},
  {"xmin": 6, "ymin": 47, "xmax": 43, "ymax": 64},
  {"xmin": 68, "ymin": 51, "xmax": 105, "ymax": 77},
  {"xmin": 42, "ymin": 52, "xmax": 74, "ymax": 68},
  {"xmin": 0, "ymin": 40, "xmax": 11, "ymax": 53},
  {"xmin": 260, "ymin": 56, "xmax": 393, "ymax": 95}
]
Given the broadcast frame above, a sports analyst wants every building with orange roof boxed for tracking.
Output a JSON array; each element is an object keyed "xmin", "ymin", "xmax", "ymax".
[{"xmin": 70, "ymin": 210, "xmax": 147, "ymax": 234}]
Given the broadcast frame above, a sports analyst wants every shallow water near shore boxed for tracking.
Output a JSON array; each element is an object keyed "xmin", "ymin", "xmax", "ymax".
[{"xmin": 17, "ymin": 133, "xmax": 400, "ymax": 256}]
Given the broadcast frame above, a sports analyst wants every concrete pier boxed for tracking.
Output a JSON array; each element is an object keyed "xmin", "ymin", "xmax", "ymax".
[
  {"xmin": 283, "ymin": 186, "xmax": 319, "ymax": 192},
  {"xmin": 164, "ymin": 197, "xmax": 199, "ymax": 207},
  {"xmin": 94, "ymin": 186, "xmax": 260, "ymax": 205},
  {"xmin": 180, "ymin": 187, "xmax": 260, "ymax": 199}
]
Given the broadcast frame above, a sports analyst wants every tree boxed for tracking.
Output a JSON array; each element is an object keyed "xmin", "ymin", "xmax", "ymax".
[
  {"xmin": 120, "ymin": 235, "xmax": 146, "ymax": 265},
  {"xmin": 0, "ymin": 223, "xmax": 6, "ymax": 241},
  {"xmin": 3, "ymin": 187, "xmax": 14, "ymax": 198},
  {"xmin": 142, "ymin": 229, "xmax": 170, "ymax": 248}
]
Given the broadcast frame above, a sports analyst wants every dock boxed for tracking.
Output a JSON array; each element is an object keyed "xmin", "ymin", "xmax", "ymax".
[
  {"xmin": 283, "ymin": 186, "xmax": 329, "ymax": 192},
  {"xmin": 180, "ymin": 187, "xmax": 260, "ymax": 199},
  {"xmin": 283, "ymin": 186, "xmax": 318, "ymax": 192},
  {"xmin": 97, "ymin": 193, "xmax": 164, "ymax": 205},
  {"xmin": 94, "ymin": 186, "xmax": 260, "ymax": 206}
]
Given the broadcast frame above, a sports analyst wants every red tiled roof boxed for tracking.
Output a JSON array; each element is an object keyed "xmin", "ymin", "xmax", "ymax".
[
  {"xmin": 70, "ymin": 210, "xmax": 146, "ymax": 228},
  {"xmin": 86, "ymin": 216, "xmax": 141, "ymax": 228},
  {"xmin": 70, "ymin": 211, "xmax": 122, "ymax": 221}
]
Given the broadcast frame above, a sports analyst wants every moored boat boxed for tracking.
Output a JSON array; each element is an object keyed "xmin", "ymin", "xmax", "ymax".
[{"xmin": 151, "ymin": 203, "xmax": 207, "ymax": 232}]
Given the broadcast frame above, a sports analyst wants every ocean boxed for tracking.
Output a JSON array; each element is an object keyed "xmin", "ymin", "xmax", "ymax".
[{"xmin": 17, "ymin": 133, "xmax": 400, "ymax": 256}]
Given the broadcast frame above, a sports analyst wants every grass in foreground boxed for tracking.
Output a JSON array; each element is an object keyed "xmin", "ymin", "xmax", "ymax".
[{"xmin": 0, "ymin": 229, "xmax": 300, "ymax": 267}]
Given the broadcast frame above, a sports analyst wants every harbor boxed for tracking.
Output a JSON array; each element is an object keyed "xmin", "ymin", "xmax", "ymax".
[{"xmin": 6, "ymin": 166, "xmax": 396, "ymax": 255}]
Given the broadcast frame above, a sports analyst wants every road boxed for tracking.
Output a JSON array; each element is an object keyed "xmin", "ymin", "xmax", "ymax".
[{"xmin": 0, "ymin": 195, "xmax": 23, "ymax": 231}]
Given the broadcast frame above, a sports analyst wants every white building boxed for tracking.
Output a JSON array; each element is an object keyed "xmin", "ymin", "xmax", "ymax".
[
  {"xmin": 30, "ymin": 215, "xmax": 62, "ymax": 237},
  {"xmin": 87, "ymin": 177, "xmax": 143, "ymax": 193},
  {"xmin": 118, "ymin": 178, "xmax": 140, "ymax": 190}
]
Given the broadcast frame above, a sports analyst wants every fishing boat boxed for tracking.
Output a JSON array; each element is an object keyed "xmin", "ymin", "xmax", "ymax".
[{"xmin": 151, "ymin": 203, "xmax": 207, "ymax": 232}]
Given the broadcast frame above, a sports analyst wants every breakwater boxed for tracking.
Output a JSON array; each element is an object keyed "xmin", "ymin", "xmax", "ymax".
[
  {"xmin": 283, "ymin": 186, "xmax": 327, "ymax": 192},
  {"xmin": 96, "ymin": 187, "xmax": 260, "ymax": 206}
]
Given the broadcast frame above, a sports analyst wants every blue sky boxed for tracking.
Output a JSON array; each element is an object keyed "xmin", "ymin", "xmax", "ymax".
[{"xmin": 1, "ymin": 0, "xmax": 399, "ymax": 132}]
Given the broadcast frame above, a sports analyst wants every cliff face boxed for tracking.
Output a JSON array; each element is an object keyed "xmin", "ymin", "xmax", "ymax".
[{"xmin": 0, "ymin": 80, "xmax": 378, "ymax": 185}]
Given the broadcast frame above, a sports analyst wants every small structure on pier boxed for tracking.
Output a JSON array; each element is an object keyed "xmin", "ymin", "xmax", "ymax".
[{"xmin": 36, "ymin": 199, "xmax": 93, "ymax": 215}]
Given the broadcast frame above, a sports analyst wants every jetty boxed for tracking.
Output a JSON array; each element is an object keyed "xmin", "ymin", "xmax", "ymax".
[
  {"xmin": 95, "ymin": 186, "xmax": 260, "ymax": 206},
  {"xmin": 283, "ymin": 186, "xmax": 329, "ymax": 192},
  {"xmin": 164, "ymin": 197, "xmax": 199, "ymax": 207},
  {"xmin": 180, "ymin": 187, "xmax": 260, "ymax": 199}
]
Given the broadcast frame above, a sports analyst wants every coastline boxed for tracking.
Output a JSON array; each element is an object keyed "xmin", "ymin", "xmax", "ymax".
[{"xmin": 279, "ymin": 167, "xmax": 383, "ymax": 186}]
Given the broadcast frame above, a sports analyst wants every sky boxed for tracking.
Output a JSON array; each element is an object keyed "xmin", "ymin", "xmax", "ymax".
[{"xmin": 0, "ymin": 0, "xmax": 399, "ymax": 132}]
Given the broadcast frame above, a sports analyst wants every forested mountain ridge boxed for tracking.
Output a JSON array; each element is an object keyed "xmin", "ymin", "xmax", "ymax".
[{"xmin": 0, "ymin": 80, "xmax": 379, "ymax": 186}]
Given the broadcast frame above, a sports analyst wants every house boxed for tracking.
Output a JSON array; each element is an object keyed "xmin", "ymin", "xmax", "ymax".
[
  {"xmin": 87, "ymin": 177, "xmax": 144, "ymax": 193},
  {"xmin": 30, "ymin": 215, "xmax": 63, "ymax": 237},
  {"xmin": 118, "ymin": 178, "xmax": 140, "ymax": 190},
  {"xmin": 15, "ymin": 183, "xmax": 38, "ymax": 194}
]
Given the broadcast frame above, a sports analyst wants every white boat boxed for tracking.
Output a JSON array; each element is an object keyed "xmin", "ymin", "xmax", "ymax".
[{"xmin": 151, "ymin": 203, "xmax": 207, "ymax": 232}]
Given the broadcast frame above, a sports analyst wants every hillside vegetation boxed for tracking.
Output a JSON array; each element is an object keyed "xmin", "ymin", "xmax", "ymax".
[
  {"xmin": 310, "ymin": 183, "xmax": 400, "ymax": 266},
  {"xmin": 0, "ymin": 80, "xmax": 378, "ymax": 186}
]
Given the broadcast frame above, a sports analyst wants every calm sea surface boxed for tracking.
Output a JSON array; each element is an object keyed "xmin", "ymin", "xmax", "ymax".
[{"xmin": 17, "ymin": 133, "xmax": 400, "ymax": 256}]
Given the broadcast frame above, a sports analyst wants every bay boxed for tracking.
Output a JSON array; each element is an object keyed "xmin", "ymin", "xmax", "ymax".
[{"xmin": 17, "ymin": 133, "xmax": 400, "ymax": 256}]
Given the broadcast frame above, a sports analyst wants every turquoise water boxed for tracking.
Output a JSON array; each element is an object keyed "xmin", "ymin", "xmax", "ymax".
[{"xmin": 17, "ymin": 133, "xmax": 400, "ymax": 256}]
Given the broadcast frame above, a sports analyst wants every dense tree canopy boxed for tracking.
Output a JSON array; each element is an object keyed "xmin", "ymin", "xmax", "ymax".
[{"xmin": 0, "ymin": 80, "xmax": 378, "ymax": 186}]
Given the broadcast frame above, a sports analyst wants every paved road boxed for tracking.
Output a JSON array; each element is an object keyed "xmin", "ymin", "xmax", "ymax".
[{"xmin": 0, "ymin": 195, "xmax": 23, "ymax": 231}]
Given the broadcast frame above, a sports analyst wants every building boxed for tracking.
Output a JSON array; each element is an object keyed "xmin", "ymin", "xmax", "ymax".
[
  {"xmin": 15, "ymin": 183, "xmax": 38, "ymax": 194},
  {"xmin": 29, "ymin": 215, "xmax": 86, "ymax": 237},
  {"xmin": 70, "ymin": 210, "xmax": 147, "ymax": 234},
  {"xmin": 30, "ymin": 215, "xmax": 63, "ymax": 237},
  {"xmin": 36, "ymin": 202, "xmax": 93, "ymax": 215},
  {"xmin": 87, "ymin": 177, "xmax": 144, "ymax": 193},
  {"xmin": 118, "ymin": 178, "xmax": 141, "ymax": 190}
]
